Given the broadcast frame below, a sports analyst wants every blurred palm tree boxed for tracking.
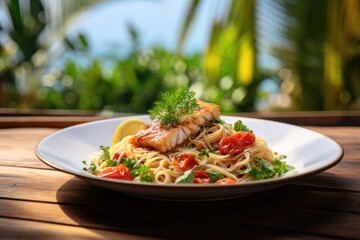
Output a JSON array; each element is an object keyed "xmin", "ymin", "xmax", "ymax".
[
  {"xmin": 272, "ymin": 0, "xmax": 360, "ymax": 111},
  {"xmin": 177, "ymin": 0, "xmax": 259, "ymax": 112},
  {"xmin": 0, "ymin": 0, "xmax": 100, "ymax": 108},
  {"xmin": 178, "ymin": 0, "xmax": 360, "ymax": 111},
  {"xmin": 324, "ymin": 0, "xmax": 360, "ymax": 110}
]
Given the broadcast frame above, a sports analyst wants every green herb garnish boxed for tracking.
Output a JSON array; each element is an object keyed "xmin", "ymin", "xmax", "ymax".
[
  {"xmin": 133, "ymin": 165, "xmax": 151, "ymax": 177},
  {"xmin": 234, "ymin": 120, "xmax": 253, "ymax": 133},
  {"xmin": 148, "ymin": 86, "xmax": 200, "ymax": 127},
  {"xmin": 206, "ymin": 170, "xmax": 224, "ymax": 183},
  {"xmin": 100, "ymin": 145, "xmax": 110, "ymax": 160},
  {"xmin": 214, "ymin": 119, "xmax": 225, "ymax": 124},
  {"xmin": 188, "ymin": 143, "xmax": 196, "ymax": 148},
  {"xmin": 82, "ymin": 160, "xmax": 97, "ymax": 173},
  {"xmin": 88, "ymin": 162, "xmax": 97, "ymax": 173},
  {"xmin": 198, "ymin": 149, "xmax": 211, "ymax": 158},
  {"xmin": 122, "ymin": 158, "xmax": 154, "ymax": 182},
  {"xmin": 141, "ymin": 172, "xmax": 155, "ymax": 182},
  {"xmin": 175, "ymin": 169, "xmax": 195, "ymax": 183},
  {"xmin": 122, "ymin": 158, "xmax": 140, "ymax": 170},
  {"xmin": 99, "ymin": 145, "xmax": 117, "ymax": 167},
  {"xmin": 239, "ymin": 156, "xmax": 294, "ymax": 180},
  {"xmin": 249, "ymin": 157, "xmax": 275, "ymax": 180},
  {"xmin": 272, "ymin": 159, "xmax": 294, "ymax": 174}
]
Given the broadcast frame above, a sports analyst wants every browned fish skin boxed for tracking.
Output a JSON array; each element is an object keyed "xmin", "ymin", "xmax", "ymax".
[{"xmin": 132, "ymin": 100, "xmax": 220, "ymax": 152}]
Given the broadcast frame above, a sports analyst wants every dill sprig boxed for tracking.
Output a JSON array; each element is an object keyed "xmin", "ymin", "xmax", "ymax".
[{"xmin": 149, "ymin": 86, "xmax": 199, "ymax": 127}]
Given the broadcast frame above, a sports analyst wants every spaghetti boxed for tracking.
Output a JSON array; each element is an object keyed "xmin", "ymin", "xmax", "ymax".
[{"xmin": 84, "ymin": 119, "xmax": 292, "ymax": 184}]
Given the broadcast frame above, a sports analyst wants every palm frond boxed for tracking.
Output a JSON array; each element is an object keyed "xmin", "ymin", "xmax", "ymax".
[{"xmin": 176, "ymin": 0, "xmax": 200, "ymax": 54}]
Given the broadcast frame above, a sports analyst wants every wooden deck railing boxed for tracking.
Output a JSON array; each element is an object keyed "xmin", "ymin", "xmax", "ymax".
[{"xmin": 0, "ymin": 110, "xmax": 359, "ymax": 128}]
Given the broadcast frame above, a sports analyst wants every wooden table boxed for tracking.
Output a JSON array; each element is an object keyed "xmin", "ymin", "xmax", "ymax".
[{"xmin": 1, "ymin": 116, "xmax": 359, "ymax": 239}]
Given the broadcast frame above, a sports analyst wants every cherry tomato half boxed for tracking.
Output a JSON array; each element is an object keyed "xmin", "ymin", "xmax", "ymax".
[
  {"xmin": 99, "ymin": 164, "xmax": 132, "ymax": 180},
  {"xmin": 215, "ymin": 177, "xmax": 237, "ymax": 184},
  {"xmin": 233, "ymin": 132, "xmax": 256, "ymax": 146},
  {"xmin": 177, "ymin": 153, "xmax": 197, "ymax": 171},
  {"xmin": 219, "ymin": 136, "xmax": 244, "ymax": 155},
  {"xmin": 194, "ymin": 170, "xmax": 210, "ymax": 184}
]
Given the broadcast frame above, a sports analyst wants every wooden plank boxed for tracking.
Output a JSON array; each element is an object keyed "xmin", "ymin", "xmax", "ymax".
[
  {"xmin": 233, "ymin": 111, "xmax": 360, "ymax": 126},
  {"xmin": 307, "ymin": 127, "xmax": 360, "ymax": 145},
  {"xmin": 293, "ymin": 172, "xmax": 360, "ymax": 192},
  {"xmin": 0, "ymin": 199, "xmax": 79, "ymax": 226},
  {"xmin": 0, "ymin": 218, "xmax": 155, "ymax": 240},
  {"xmin": 341, "ymin": 145, "xmax": 360, "ymax": 160},
  {"xmin": 0, "ymin": 166, "xmax": 74, "ymax": 202},
  {"xmin": 268, "ymin": 185, "xmax": 360, "ymax": 213},
  {"xmin": 0, "ymin": 127, "xmax": 56, "ymax": 143},
  {"xmin": 1, "ymin": 165, "xmax": 359, "ymax": 213},
  {"xmin": 0, "ymin": 116, "xmax": 108, "ymax": 129},
  {"xmin": 1, "ymin": 190, "xmax": 359, "ymax": 239},
  {"xmin": 1, "ymin": 162, "xmax": 359, "ymax": 238},
  {"xmin": 325, "ymin": 161, "xmax": 360, "ymax": 178},
  {"xmin": 0, "ymin": 128, "xmax": 56, "ymax": 169}
]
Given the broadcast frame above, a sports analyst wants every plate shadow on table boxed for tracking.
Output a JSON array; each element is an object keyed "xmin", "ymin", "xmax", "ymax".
[{"xmin": 56, "ymin": 175, "xmax": 352, "ymax": 239}]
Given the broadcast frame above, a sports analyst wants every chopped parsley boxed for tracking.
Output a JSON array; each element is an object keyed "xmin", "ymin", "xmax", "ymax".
[
  {"xmin": 83, "ymin": 160, "xmax": 97, "ymax": 173},
  {"xmin": 88, "ymin": 162, "xmax": 97, "ymax": 173},
  {"xmin": 234, "ymin": 120, "xmax": 253, "ymax": 133},
  {"xmin": 206, "ymin": 170, "xmax": 224, "ymax": 183},
  {"xmin": 121, "ymin": 158, "xmax": 154, "ymax": 182},
  {"xmin": 141, "ymin": 172, "xmax": 155, "ymax": 182},
  {"xmin": 214, "ymin": 119, "xmax": 225, "ymax": 124},
  {"xmin": 272, "ymin": 159, "xmax": 294, "ymax": 174},
  {"xmin": 175, "ymin": 169, "xmax": 225, "ymax": 183},
  {"xmin": 122, "ymin": 158, "xmax": 140, "ymax": 170},
  {"xmin": 148, "ymin": 86, "xmax": 199, "ymax": 127},
  {"xmin": 100, "ymin": 145, "xmax": 110, "ymax": 160},
  {"xmin": 99, "ymin": 146, "xmax": 117, "ymax": 167},
  {"xmin": 198, "ymin": 149, "xmax": 211, "ymax": 158},
  {"xmin": 239, "ymin": 156, "xmax": 294, "ymax": 180}
]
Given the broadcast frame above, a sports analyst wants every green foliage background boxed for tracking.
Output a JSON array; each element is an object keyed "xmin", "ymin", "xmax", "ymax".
[{"xmin": 0, "ymin": 0, "xmax": 359, "ymax": 113}]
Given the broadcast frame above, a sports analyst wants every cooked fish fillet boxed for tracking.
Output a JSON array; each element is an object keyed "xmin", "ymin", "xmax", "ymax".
[{"xmin": 131, "ymin": 100, "xmax": 220, "ymax": 152}]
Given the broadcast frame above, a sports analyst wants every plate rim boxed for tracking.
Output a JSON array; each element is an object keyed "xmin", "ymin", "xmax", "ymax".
[{"xmin": 35, "ymin": 115, "xmax": 344, "ymax": 190}]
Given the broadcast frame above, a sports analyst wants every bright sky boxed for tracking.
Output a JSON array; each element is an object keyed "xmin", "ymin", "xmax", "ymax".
[
  {"xmin": 67, "ymin": 0, "xmax": 281, "ymax": 69},
  {"xmin": 67, "ymin": 0, "xmax": 211, "ymax": 56}
]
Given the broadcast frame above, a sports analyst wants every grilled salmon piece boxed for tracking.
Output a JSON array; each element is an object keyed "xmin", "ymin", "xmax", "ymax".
[{"xmin": 131, "ymin": 100, "xmax": 220, "ymax": 152}]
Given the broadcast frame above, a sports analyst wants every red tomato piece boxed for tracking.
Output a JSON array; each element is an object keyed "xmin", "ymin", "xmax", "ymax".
[
  {"xmin": 219, "ymin": 136, "xmax": 244, "ymax": 155},
  {"xmin": 177, "ymin": 153, "xmax": 197, "ymax": 171},
  {"xmin": 99, "ymin": 167, "xmax": 120, "ymax": 179},
  {"xmin": 117, "ymin": 164, "xmax": 132, "ymax": 180},
  {"xmin": 194, "ymin": 170, "xmax": 210, "ymax": 184},
  {"xmin": 113, "ymin": 152, "xmax": 121, "ymax": 160},
  {"xmin": 112, "ymin": 150, "xmax": 127, "ymax": 160},
  {"xmin": 99, "ymin": 164, "xmax": 132, "ymax": 180},
  {"xmin": 233, "ymin": 132, "xmax": 256, "ymax": 146},
  {"xmin": 215, "ymin": 177, "xmax": 237, "ymax": 184}
]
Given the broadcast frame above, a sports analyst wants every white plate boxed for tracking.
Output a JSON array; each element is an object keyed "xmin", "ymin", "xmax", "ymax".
[{"xmin": 35, "ymin": 116, "xmax": 344, "ymax": 201}]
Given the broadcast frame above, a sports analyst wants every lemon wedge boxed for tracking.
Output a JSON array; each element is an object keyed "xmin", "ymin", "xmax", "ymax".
[{"xmin": 112, "ymin": 118, "xmax": 147, "ymax": 145}]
